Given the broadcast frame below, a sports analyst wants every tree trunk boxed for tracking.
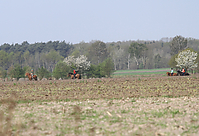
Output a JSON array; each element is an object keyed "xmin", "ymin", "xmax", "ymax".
[
  {"xmin": 127, "ymin": 53, "xmax": 130, "ymax": 70},
  {"xmin": 134, "ymin": 53, "xmax": 139, "ymax": 69}
]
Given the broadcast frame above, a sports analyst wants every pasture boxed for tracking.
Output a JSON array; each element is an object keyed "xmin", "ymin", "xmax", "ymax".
[
  {"xmin": 0, "ymin": 74, "xmax": 199, "ymax": 135},
  {"xmin": 113, "ymin": 68, "xmax": 170, "ymax": 76}
]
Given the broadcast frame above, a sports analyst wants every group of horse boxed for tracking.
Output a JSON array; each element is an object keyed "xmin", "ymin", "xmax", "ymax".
[
  {"xmin": 25, "ymin": 72, "xmax": 81, "ymax": 81},
  {"xmin": 166, "ymin": 70, "xmax": 190, "ymax": 76},
  {"xmin": 26, "ymin": 70, "xmax": 190, "ymax": 81}
]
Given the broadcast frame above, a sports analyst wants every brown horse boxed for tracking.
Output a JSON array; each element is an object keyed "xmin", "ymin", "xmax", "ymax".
[
  {"xmin": 166, "ymin": 72, "xmax": 177, "ymax": 76},
  {"xmin": 25, "ymin": 73, "xmax": 37, "ymax": 81},
  {"xmin": 67, "ymin": 73, "xmax": 81, "ymax": 79}
]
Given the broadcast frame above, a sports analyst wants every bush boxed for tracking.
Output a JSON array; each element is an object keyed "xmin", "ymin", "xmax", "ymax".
[
  {"xmin": 53, "ymin": 61, "xmax": 71, "ymax": 79},
  {"xmin": 36, "ymin": 67, "xmax": 51, "ymax": 79},
  {"xmin": 86, "ymin": 58, "xmax": 114, "ymax": 78},
  {"xmin": 8, "ymin": 64, "xmax": 25, "ymax": 80},
  {"xmin": 100, "ymin": 58, "xmax": 115, "ymax": 77},
  {"xmin": 86, "ymin": 64, "xmax": 104, "ymax": 78},
  {"xmin": 0, "ymin": 67, "xmax": 7, "ymax": 78}
]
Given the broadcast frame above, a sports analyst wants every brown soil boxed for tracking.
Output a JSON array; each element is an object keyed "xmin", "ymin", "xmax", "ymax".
[{"xmin": 0, "ymin": 75, "xmax": 199, "ymax": 135}]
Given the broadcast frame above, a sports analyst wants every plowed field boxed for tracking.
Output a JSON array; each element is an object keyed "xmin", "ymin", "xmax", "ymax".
[{"xmin": 0, "ymin": 75, "xmax": 199, "ymax": 135}]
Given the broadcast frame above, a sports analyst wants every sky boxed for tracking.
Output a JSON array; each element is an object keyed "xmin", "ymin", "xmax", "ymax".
[{"xmin": 0, "ymin": 0, "xmax": 199, "ymax": 45}]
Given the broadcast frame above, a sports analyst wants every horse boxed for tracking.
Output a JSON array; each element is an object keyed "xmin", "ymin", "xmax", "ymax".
[
  {"xmin": 166, "ymin": 72, "xmax": 177, "ymax": 76},
  {"xmin": 67, "ymin": 73, "xmax": 81, "ymax": 79},
  {"xmin": 166, "ymin": 72, "xmax": 171, "ymax": 76},
  {"xmin": 177, "ymin": 70, "xmax": 190, "ymax": 76},
  {"xmin": 25, "ymin": 73, "xmax": 37, "ymax": 81}
]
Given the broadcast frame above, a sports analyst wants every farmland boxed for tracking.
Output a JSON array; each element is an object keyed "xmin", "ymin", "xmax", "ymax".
[
  {"xmin": 113, "ymin": 68, "xmax": 171, "ymax": 77},
  {"xmin": 0, "ymin": 74, "xmax": 199, "ymax": 135}
]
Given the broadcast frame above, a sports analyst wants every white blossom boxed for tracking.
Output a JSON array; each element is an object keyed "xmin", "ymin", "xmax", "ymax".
[
  {"xmin": 175, "ymin": 49, "xmax": 198, "ymax": 69},
  {"xmin": 63, "ymin": 55, "xmax": 90, "ymax": 71},
  {"xmin": 63, "ymin": 56, "xmax": 75, "ymax": 66},
  {"xmin": 75, "ymin": 55, "xmax": 90, "ymax": 70}
]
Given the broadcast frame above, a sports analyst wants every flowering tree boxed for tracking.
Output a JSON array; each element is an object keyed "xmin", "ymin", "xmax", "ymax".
[
  {"xmin": 63, "ymin": 55, "xmax": 90, "ymax": 73},
  {"xmin": 63, "ymin": 56, "xmax": 75, "ymax": 67},
  {"xmin": 175, "ymin": 49, "xmax": 198, "ymax": 70}
]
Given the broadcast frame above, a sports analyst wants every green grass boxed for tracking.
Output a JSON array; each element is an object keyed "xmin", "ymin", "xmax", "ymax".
[
  {"xmin": 113, "ymin": 68, "xmax": 170, "ymax": 76},
  {"xmin": 114, "ymin": 68, "xmax": 169, "ymax": 73},
  {"xmin": 113, "ymin": 71, "xmax": 167, "ymax": 76}
]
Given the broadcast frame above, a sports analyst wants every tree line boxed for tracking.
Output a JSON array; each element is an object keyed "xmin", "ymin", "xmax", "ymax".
[{"xmin": 0, "ymin": 36, "xmax": 199, "ymax": 80}]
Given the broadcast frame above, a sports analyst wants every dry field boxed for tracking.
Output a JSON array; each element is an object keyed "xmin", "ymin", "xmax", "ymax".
[{"xmin": 0, "ymin": 75, "xmax": 199, "ymax": 136}]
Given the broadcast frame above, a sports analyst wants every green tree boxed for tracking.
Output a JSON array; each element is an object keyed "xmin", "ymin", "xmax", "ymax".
[
  {"xmin": 128, "ymin": 42, "xmax": 148, "ymax": 69},
  {"xmin": 154, "ymin": 54, "xmax": 161, "ymax": 68},
  {"xmin": 168, "ymin": 54, "xmax": 178, "ymax": 70},
  {"xmin": 12, "ymin": 52, "xmax": 23, "ymax": 66},
  {"xmin": 8, "ymin": 64, "xmax": 24, "ymax": 80},
  {"xmin": 36, "ymin": 67, "xmax": 51, "ymax": 80},
  {"xmin": 71, "ymin": 49, "xmax": 80, "ymax": 58},
  {"xmin": 0, "ymin": 50, "xmax": 9, "ymax": 70},
  {"xmin": 100, "ymin": 58, "xmax": 115, "ymax": 77},
  {"xmin": 88, "ymin": 41, "xmax": 108, "ymax": 65},
  {"xmin": 53, "ymin": 61, "xmax": 71, "ymax": 79},
  {"xmin": 23, "ymin": 65, "xmax": 32, "ymax": 73},
  {"xmin": 170, "ymin": 35, "xmax": 188, "ymax": 56},
  {"xmin": 23, "ymin": 51, "xmax": 30, "ymax": 66},
  {"xmin": 44, "ymin": 49, "xmax": 64, "ymax": 72},
  {"xmin": 86, "ymin": 64, "xmax": 104, "ymax": 78},
  {"xmin": 0, "ymin": 67, "xmax": 7, "ymax": 78}
]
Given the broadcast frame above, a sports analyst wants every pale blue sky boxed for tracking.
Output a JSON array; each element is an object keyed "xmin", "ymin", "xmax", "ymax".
[{"xmin": 0, "ymin": 0, "xmax": 198, "ymax": 45}]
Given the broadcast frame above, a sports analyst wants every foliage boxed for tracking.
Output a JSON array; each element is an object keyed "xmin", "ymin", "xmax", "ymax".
[
  {"xmin": 86, "ymin": 58, "xmax": 114, "ymax": 78},
  {"xmin": 0, "ymin": 38, "xmax": 199, "ymax": 73},
  {"xmin": 110, "ymin": 47, "xmax": 126, "ymax": 70},
  {"xmin": 8, "ymin": 64, "xmax": 25, "ymax": 80},
  {"xmin": 0, "ymin": 50, "xmax": 10, "ymax": 70},
  {"xmin": 0, "ymin": 41, "xmax": 73, "ymax": 57},
  {"xmin": 170, "ymin": 35, "xmax": 187, "ymax": 55},
  {"xmin": 154, "ymin": 54, "xmax": 161, "ymax": 68},
  {"xmin": 63, "ymin": 55, "xmax": 90, "ymax": 74},
  {"xmin": 71, "ymin": 49, "xmax": 80, "ymax": 58},
  {"xmin": 53, "ymin": 61, "xmax": 71, "ymax": 79},
  {"xmin": 128, "ymin": 42, "xmax": 148, "ymax": 69},
  {"xmin": 36, "ymin": 67, "xmax": 51, "ymax": 79},
  {"xmin": 23, "ymin": 65, "xmax": 32, "ymax": 74},
  {"xmin": 86, "ymin": 64, "xmax": 105, "ymax": 78},
  {"xmin": 175, "ymin": 49, "xmax": 198, "ymax": 70},
  {"xmin": 100, "ymin": 58, "xmax": 115, "ymax": 77},
  {"xmin": 87, "ymin": 41, "xmax": 108, "ymax": 65},
  {"xmin": 168, "ymin": 54, "xmax": 178, "ymax": 69},
  {"xmin": 0, "ymin": 67, "xmax": 7, "ymax": 78},
  {"xmin": 41, "ymin": 49, "xmax": 64, "ymax": 72}
]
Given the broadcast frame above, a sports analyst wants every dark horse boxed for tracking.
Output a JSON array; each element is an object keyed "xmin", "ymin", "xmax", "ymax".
[
  {"xmin": 177, "ymin": 70, "xmax": 190, "ymax": 76},
  {"xmin": 166, "ymin": 72, "xmax": 178, "ymax": 76},
  {"xmin": 25, "ymin": 73, "xmax": 37, "ymax": 81},
  {"xmin": 67, "ymin": 73, "xmax": 81, "ymax": 79}
]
